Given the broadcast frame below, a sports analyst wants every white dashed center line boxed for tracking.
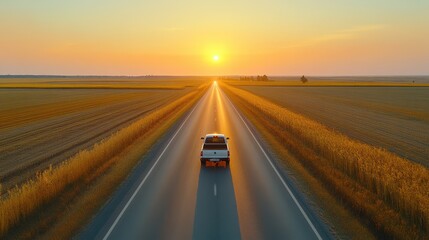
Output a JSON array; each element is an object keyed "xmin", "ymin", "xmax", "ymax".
[{"xmin": 214, "ymin": 184, "xmax": 217, "ymax": 196}]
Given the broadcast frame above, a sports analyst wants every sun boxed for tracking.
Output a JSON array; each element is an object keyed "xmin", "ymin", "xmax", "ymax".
[{"xmin": 212, "ymin": 55, "xmax": 219, "ymax": 62}]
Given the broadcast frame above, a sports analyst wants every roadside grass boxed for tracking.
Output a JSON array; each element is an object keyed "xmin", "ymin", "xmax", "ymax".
[
  {"xmin": 249, "ymin": 116, "xmax": 376, "ymax": 239},
  {"xmin": 221, "ymin": 82, "xmax": 429, "ymax": 239},
  {"xmin": 42, "ymin": 117, "xmax": 171, "ymax": 239},
  {"xmin": 0, "ymin": 83, "xmax": 208, "ymax": 238},
  {"xmin": 223, "ymin": 79, "xmax": 429, "ymax": 87}
]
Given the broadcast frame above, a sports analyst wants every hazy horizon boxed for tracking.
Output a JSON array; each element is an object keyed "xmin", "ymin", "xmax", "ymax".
[
  {"xmin": 1, "ymin": 0, "xmax": 428, "ymax": 75},
  {"xmin": 2, "ymin": 74, "xmax": 429, "ymax": 79}
]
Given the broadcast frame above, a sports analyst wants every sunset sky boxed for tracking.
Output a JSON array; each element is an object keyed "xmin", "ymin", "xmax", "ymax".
[{"xmin": 0, "ymin": 0, "xmax": 428, "ymax": 75}]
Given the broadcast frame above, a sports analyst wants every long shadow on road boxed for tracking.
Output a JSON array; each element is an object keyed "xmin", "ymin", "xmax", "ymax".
[{"xmin": 192, "ymin": 165, "xmax": 241, "ymax": 240}]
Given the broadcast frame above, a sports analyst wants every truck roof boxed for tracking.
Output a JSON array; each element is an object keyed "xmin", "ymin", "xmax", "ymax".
[{"xmin": 205, "ymin": 133, "xmax": 225, "ymax": 138}]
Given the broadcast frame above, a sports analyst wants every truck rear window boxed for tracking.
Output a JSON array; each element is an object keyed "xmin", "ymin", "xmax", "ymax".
[
  {"xmin": 203, "ymin": 144, "xmax": 227, "ymax": 150},
  {"xmin": 205, "ymin": 137, "xmax": 225, "ymax": 143}
]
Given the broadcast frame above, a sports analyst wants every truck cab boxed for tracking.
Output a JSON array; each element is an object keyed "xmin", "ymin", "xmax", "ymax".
[{"xmin": 200, "ymin": 134, "xmax": 230, "ymax": 166}]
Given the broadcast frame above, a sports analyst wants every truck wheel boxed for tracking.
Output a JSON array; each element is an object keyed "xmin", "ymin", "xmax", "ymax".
[
  {"xmin": 201, "ymin": 160, "xmax": 205, "ymax": 167},
  {"xmin": 226, "ymin": 160, "xmax": 230, "ymax": 166}
]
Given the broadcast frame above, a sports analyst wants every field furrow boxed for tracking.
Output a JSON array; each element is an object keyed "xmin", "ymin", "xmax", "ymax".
[
  {"xmin": 239, "ymin": 86, "xmax": 429, "ymax": 166},
  {"xmin": 222, "ymin": 82, "xmax": 429, "ymax": 239},
  {"xmin": 0, "ymin": 88, "xmax": 192, "ymax": 191}
]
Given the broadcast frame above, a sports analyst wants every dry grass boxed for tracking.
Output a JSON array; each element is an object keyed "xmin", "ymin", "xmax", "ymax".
[
  {"xmin": 0, "ymin": 86, "xmax": 193, "ymax": 192},
  {"xmin": 0, "ymin": 80, "xmax": 198, "ymax": 192},
  {"xmin": 221, "ymin": 82, "xmax": 429, "ymax": 239},
  {"xmin": 247, "ymin": 114, "xmax": 376, "ymax": 239},
  {"xmin": 0, "ymin": 83, "xmax": 208, "ymax": 238},
  {"xmin": 42, "ymin": 93, "xmax": 193, "ymax": 239},
  {"xmin": 236, "ymin": 85, "xmax": 429, "ymax": 167}
]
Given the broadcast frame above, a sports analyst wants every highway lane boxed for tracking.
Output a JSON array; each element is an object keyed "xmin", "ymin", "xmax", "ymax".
[{"xmin": 79, "ymin": 82, "xmax": 332, "ymax": 239}]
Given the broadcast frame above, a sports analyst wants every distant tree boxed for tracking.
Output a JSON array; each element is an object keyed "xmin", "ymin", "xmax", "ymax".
[
  {"xmin": 254, "ymin": 75, "xmax": 269, "ymax": 81},
  {"xmin": 238, "ymin": 75, "xmax": 272, "ymax": 81},
  {"xmin": 262, "ymin": 75, "xmax": 269, "ymax": 81},
  {"xmin": 301, "ymin": 75, "xmax": 308, "ymax": 84}
]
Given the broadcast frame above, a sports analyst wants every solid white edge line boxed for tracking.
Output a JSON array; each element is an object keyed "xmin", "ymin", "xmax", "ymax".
[
  {"xmin": 102, "ymin": 90, "xmax": 206, "ymax": 240},
  {"xmin": 220, "ymin": 88, "xmax": 323, "ymax": 240}
]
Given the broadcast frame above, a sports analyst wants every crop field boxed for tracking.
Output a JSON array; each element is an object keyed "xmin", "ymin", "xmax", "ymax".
[
  {"xmin": 0, "ymin": 83, "xmax": 208, "ymax": 238},
  {"xmin": 237, "ymin": 84, "xmax": 429, "ymax": 167},
  {"xmin": 223, "ymin": 76, "xmax": 429, "ymax": 87},
  {"xmin": 0, "ymin": 77, "xmax": 204, "ymax": 191},
  {"xmin": 221, "ymin": 82, "xmax": 429, "ymax": 239},
  {"xmin": 0, "ymin": 76, "xmax": 204, "ymax": 89}
]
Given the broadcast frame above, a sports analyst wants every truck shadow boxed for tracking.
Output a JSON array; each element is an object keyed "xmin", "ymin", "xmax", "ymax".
[{"xmin": 192, "ymin": 166, "xmax": 241, "ymax": 240}]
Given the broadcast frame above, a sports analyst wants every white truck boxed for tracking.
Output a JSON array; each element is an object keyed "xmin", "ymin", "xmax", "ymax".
[{"xmin": 200, "ymin": 134, "xmax": 230, "ymax": 166}]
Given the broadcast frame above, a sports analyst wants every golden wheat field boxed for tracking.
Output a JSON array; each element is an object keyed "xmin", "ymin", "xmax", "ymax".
[
  {"xmin": 0, "ymin": 77, "xmax": 205, "ymax": 191},
  {"xmin": 2, "ymin": 0, "xmax": 428, "ymax": 239},
  {"xmin": 0, "ymin": 77, "xmax": 208, "ymax": 238},
  {"xmin": 237, "ymin": 83, "xmax": 429, "ymax": 166},
  {"xmin": 220, "ymin": 81, "xmax": 429, "ymax": 239}
]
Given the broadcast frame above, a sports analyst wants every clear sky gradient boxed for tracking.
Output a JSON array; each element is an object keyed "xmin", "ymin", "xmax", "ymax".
[{"xmin": 0, "ymin": 0, "xmax": 428, "ymax": 75}]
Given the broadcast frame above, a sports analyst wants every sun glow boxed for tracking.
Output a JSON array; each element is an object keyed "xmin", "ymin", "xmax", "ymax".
[{"xmin": 213, "ymin": 55, "xmax": 220, "ymax": 62}]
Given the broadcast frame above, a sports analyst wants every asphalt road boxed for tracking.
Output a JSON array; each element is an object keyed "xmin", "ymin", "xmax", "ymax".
[{"xmin": 79, "ymin": 82, "xmax": 332, "ymax": 240}]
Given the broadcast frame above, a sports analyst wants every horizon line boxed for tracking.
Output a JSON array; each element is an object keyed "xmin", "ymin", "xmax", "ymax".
[{"xmin": 1, "ymin": 74, "xmax": 429, "ymax": 78}]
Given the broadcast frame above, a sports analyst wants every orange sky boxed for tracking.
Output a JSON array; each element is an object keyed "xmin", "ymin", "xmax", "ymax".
[{"xmin": 0, "ymin": 1, "xmax": 428, "ymax": 75}]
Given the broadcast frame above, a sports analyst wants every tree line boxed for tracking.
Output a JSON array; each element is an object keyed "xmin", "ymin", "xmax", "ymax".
[{"xmin": 239, "ymin": 75, "xmax": 269, "ymax": 81}]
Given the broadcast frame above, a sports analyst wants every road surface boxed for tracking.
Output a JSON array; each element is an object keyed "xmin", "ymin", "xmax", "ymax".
[{"xmin": 79, "ymin": 82, "xmax": 332, "ymax": 240}]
